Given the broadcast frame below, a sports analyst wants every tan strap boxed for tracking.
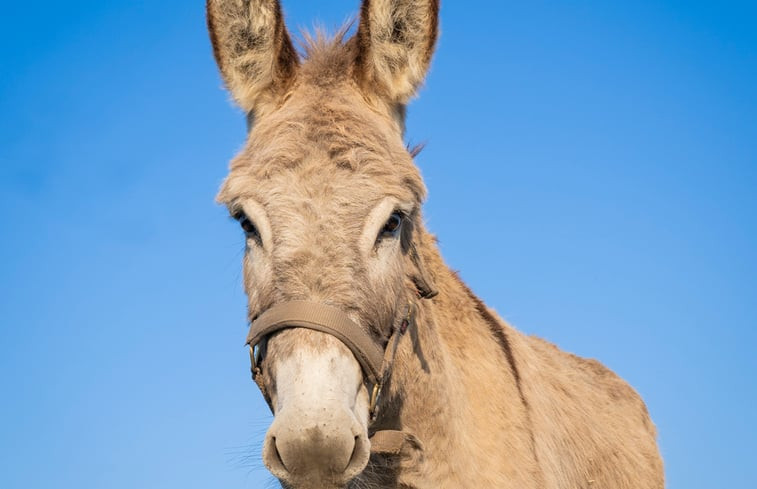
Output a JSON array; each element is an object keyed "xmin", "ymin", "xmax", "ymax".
[
  {"xmin": 369, "ymin": 430, "xmax": 408, "ymax": 455},
  {"xmin": 246, "ymin": 301, "xmax": 384, "ymax": 385}
]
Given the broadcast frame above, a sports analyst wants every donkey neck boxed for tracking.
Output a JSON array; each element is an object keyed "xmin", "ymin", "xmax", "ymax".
[{"xmin": 378, "ymin": 242, "xmax": 542, "ymax": 487}]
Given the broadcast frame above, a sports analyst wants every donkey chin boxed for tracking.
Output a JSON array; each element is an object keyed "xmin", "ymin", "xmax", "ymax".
[{"xmin": 261, "ymin": 330, "xmax": 372, "ymax": 488}]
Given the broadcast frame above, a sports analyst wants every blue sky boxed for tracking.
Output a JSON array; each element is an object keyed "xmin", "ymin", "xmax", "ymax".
[{"xmin": 1, "ymin": 1, "xmax": 755, "ymax": 488}]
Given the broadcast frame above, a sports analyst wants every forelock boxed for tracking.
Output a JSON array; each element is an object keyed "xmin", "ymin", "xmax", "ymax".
[{"xmin": 297, "ymin": 27, "xmax": 357, "ymax": 88}]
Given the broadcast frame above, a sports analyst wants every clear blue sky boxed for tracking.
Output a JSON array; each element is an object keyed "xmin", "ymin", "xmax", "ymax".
[{"xmin": 1, "ymin": 1, "xmax": 755, "ymax": 488}]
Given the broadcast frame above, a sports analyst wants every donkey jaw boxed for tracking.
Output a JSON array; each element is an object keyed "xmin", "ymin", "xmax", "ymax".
[{"xmin": 262, "ymin": 329, "xmax": 372, "ymax": 486}]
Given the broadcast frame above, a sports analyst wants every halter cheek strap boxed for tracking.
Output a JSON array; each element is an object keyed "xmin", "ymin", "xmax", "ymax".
[{"xmin": 246, "ymin": 300, "xmax": 414, "ymax": 454}]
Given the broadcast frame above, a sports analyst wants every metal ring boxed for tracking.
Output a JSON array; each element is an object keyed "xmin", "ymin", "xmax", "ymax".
[
  {"xmin": 249, "ymin": 344, "xmax": 262, "ymax": 369},
  {"xmin": 369, "ymin": 383, "xmax": 382, "ymax": 416}
]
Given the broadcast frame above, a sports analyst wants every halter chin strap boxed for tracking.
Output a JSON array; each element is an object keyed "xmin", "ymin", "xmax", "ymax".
[{"xmin": 246, "ymin": 300, "xmax": 415, "ymax": 455}]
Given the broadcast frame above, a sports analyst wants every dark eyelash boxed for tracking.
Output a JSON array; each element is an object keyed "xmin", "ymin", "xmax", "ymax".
[
  {"xmin": 378, "ymin": 211, "xmax": 405, "ymax": 239},
  {"xmin": 232, "ymin": 212, "xmax": 261, "ymax": 240}
]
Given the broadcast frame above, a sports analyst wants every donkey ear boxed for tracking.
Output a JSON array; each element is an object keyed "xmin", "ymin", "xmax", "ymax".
[
  {"xmin": 354, "ymin": 0, "xmax": 440, "ymax": 104},
  {"xmin": 206, "ymin": 0, "xmax": 298, "ymax": 114}
]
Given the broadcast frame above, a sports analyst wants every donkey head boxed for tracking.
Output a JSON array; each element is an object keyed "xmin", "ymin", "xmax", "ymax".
[{"xmin": 207, "ymin": 1, "xmax": 439, "ymax": 487}]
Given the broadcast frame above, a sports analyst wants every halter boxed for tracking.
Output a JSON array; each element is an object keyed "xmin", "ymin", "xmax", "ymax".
[{"xmin": 246, "ymin": 298, "xmax": 422, "ymax": 455}]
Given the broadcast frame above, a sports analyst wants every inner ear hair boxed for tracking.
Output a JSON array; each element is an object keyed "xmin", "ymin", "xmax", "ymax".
[
  {"xmin": 354, "ymin": 0, "xmax": 441, "ymax": 104},
  {"xmin": 206, "ymin": 0, "xmax": 299, "ymax": 114}
]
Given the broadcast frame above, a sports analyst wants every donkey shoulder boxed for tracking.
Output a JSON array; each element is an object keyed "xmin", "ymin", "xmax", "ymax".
[{"xmin": 508, "ymin": 330, "xmax": 663, "ymax": 487}]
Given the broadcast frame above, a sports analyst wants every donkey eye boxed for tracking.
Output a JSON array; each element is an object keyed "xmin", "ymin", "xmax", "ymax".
[
  {"xmin": 236, "ymin": 214, "xmax": 260, "ymax": 239},
  {"xmin": 379, "ymin": 212, "xmax": 404, "ymax": 240}
]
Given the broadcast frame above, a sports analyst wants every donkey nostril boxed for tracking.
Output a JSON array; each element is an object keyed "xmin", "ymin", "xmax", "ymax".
[
  {"xmin": 346, "ymin": 436, "xmax": 359, "ymax": 469},
  {"xmin": 343, "ymin": 433, "xmax": 368, "ymax": 478},
  {"xmin": 263, "ymin": 435, "xmax": 289, "ymax": 477},
  {"xmin": 271, "ymin": 437, "xmax": 288, "ymax": 471}
]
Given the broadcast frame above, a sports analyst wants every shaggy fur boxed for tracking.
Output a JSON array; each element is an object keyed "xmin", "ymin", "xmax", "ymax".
[
  {"xmin": 207, "ymin": 1, "xmax": 664, "ymax": 488},
  {"xmin": 355, "ymin": 0, "xmax": 440, "ymax": 103},
  {"xmin": 207, "ymin": 0, "xmax": 298, "ymax": 114}
]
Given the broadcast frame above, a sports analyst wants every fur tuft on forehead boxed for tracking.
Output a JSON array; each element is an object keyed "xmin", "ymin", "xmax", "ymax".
[{"xmin": 296, "ymin": 27, "xmax": 357, "ymax": 88}]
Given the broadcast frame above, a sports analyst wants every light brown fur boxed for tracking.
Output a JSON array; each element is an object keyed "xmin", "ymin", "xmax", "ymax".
[{"xmin": 207, "ymin": 1, "xmax": 664, "ymax": 488}]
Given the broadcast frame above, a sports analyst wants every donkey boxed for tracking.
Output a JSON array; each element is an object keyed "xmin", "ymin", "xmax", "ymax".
[{"xmin": 206, "ymin": 1, "xmax": 664, "ymax": 488}]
